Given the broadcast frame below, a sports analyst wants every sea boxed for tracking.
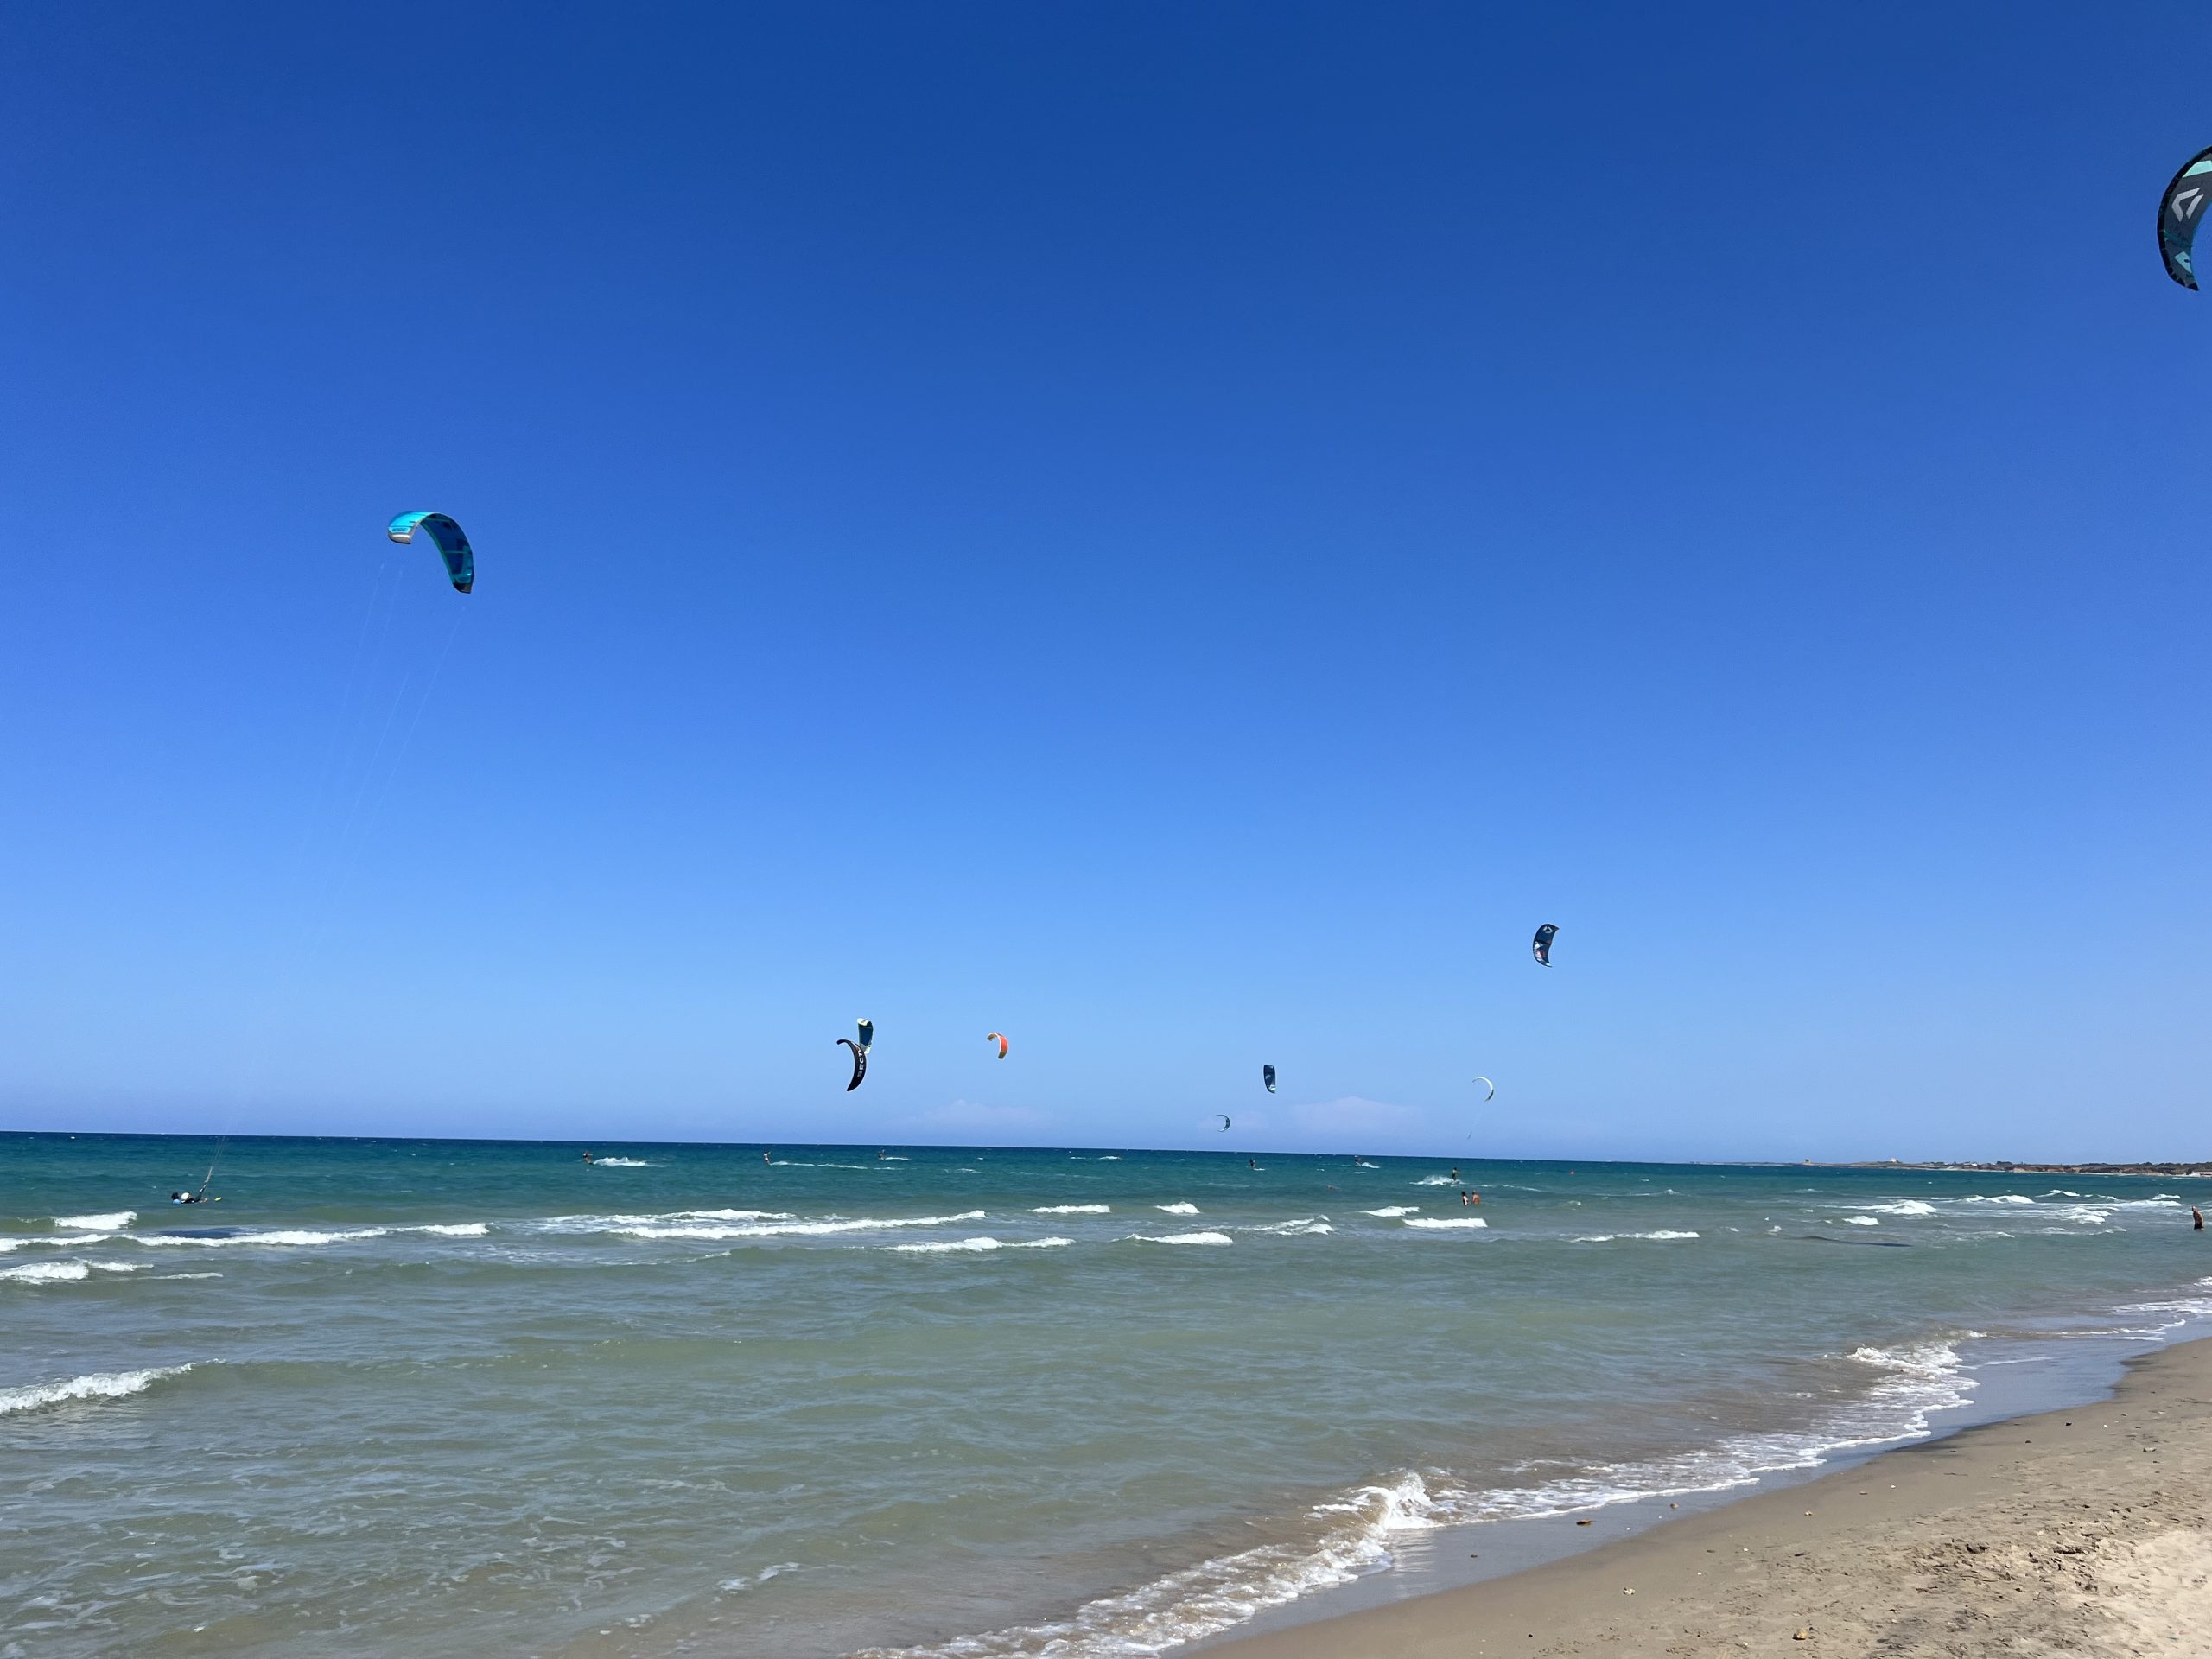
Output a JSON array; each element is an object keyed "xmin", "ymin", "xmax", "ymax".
[{"xmin": 6, "ymin": 1134, "xmax": 2212, "ymax": 1659}]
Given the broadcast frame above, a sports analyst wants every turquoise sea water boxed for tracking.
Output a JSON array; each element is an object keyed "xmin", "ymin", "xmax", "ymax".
[{"xmin": 6, "ymin": 1134, "xmax": 2211, "ymax": 1658}]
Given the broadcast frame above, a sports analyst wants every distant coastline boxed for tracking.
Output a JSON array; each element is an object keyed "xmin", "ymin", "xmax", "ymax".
[{"xmin": 1821, "ymin": 1160, "xmax": 2212, "ymax": 1178}]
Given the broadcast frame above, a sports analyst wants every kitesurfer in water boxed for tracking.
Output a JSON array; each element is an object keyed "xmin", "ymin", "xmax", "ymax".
[
  {"xmin": 762, "ymin": 1151, "xmax": 771, "ymax": 1165},
  {"xmin": 582, "ymin": 1151, "xmax": 594, "ymax": 1164},
  {"xmin": 2196, "ymin": 1207, "xmax": 2204, "ymax": 1232}
]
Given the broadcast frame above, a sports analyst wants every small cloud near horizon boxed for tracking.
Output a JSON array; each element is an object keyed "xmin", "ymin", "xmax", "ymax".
[
  {"xmin": 910, "ymin": 1098, "xmax": 1050, "ymax": 1132},
  {"xmin": 1288, "ymin": 1096, "xmax": 1430, "ymax": 1143}
]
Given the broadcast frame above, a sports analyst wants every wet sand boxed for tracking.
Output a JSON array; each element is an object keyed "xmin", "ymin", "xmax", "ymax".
[{"xmin": 1211, "ymin": 1335, "xmax": 2212, "ymax": 1657}]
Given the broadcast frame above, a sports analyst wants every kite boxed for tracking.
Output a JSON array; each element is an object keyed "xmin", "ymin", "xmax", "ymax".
[
  {"xmin": 986, "ymin": 1032, "xmax": 1009, "ymax": 1059},
  {"xmin": 855, "ymin": 1018, "xmax": 874, "ymax": 1053},
  {"xmin": 385, "ymin": 511, "xmax": 475, "ymax": 594},
  {"xmin": 1532, "ymin": 924, "xmax": 1558, "ymax": 966},
  {"xmin": 837, "ymin": 1039, "xmax": 868, "ymax": 1091},
  {"xmin": 2160, "ymin": 145, "xmax": 2212, "ymax": 289},
  {"xmin": 1216, "ymin": 1114, "xmax": 1231, "ymax": 1131},
  {"xmin": 1262, "ymin": 1064, "xmax": 1276, "ymax": 1094},
  {"xmin": 1474, "ymin": 1076, "xmax": 1496, "ymax": 1102}
]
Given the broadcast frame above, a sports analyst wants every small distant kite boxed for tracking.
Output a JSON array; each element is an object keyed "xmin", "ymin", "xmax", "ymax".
[
  {"xmin": 2160, "ymin": 144, "xmax": 2212, "ymax": 289},
  {"xmin": 1532, "ymin": 924, "xmax": 1559, "ymax": 966},
  {"xmin": 1262, "ymin": 1064, "xmax": 1276, "ymax": 1094},
  {"xmin": 386, "ymin": 511, "xmax": 475, "ymax": 594},
  {"xmin": 1474, "ymin": 1076, "xmax": 1496, "ymax": 1103},
  {"xmin": 1215, "ymin": 1114, "xmax": 1232, "ymax": 1131},
  {"xmin": 986, "ymin": 1032, "xmax": 1009, "ymax": 1059}
]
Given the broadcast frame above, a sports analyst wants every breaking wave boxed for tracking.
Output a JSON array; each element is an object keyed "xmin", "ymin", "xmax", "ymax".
[
  {"xmin": 0, "ymin": 1364, "xmax": 196, "ymax": 1417},
  {"xmin": 55, "ymin": 1211, "xmax": 135, "ymax": 1230}
]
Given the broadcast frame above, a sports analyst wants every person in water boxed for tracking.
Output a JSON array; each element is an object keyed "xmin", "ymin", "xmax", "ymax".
[
  {"xmin": 582, "ymin": 1152, "xmax": 594, "ymax": 1164},
  {"xmin": 762, "ymin": 1151, "xmax": 771, "ymax": 1165},
  {"xmin": 2195, "ymin": 1207, "xmax": 2204, "ymax": 1232}
]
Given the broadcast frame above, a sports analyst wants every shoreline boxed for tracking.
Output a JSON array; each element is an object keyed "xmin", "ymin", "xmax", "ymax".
[{"xmin": 1203, "ymin": 1332, "xmax": 2212, "ymax": 1657}]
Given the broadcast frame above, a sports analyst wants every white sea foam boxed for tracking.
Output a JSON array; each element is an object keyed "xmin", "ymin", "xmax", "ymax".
[
  {"xmin": 1868, "ymin": 1199, "xmax": 1936, "ymax": 1216},
  {"xmin": 886, "ymin": 1237, "xmax": 1074, "ymax": 1255},
  {"xmin": 2, "ymin": 1261, "xmax": 89, "ymax": 1282},
  {"xmin": 156, "ymin": 1272, "xmax": 223, "ymax": 1281},
  {"xmin": 2046, "ymin": 1205, "xmax": 2115, "ymax": 1226},
  {"xmin": 1156, "ymin": 1202, "xmax": 1200, "ymax": 1215},
  {"xmin": 1246, "ymin": 1218, "xmax": 1333, "ymax": 1236},
  {"xmin": 614, "ymin": 1211, "xmax": 988, "ymax": 1242},
  {"xmin": 1031, "ymin": 1205, "xmax": 1110, "ymax": 1215},
  {"xmin": 1402, "ymin": 1217, "xmax": 1488, "ymax": 1230},
  {"xmin": 1130, "ymin": 1231, "xmax": 1234, "ymax": 1246},
  {"xmin": 55, "ymin": 1211, "xmax": 135, "ymax": 1230},
  {"xmin": 589, "ymin": 1157, "xmax": 659, "ymax": 1167},
  {"xmin": 141, "ymin": 1228, "xmax": 389, "ymax": 1248},
  {"xmin": 0, "ymin": 1364, "xmax": 195, "ymax": 1417},
  {"xmin": 534, "ymin": 1209, "xmax": 789, "ymax": 1235},
  {"xmin": 679, "ymin": 1209, "xmax": 794, "ymax": 1222},
  {"xmin": 2101, "ymin": 1281, "xmax": 2212, "ymax": 1338},
  {"xmin": 1362, "ymin": 1206, "xmax": 1419, "ymax": 1217},
  {"xmin": 720, "ymin": 1561, "xmax": 804, "ymax": 1593},
  {"xmin": 849, "ymin": 1470, "xmax": 1454, "ymax": 1659},
  {"xmin": 410, "ymin": 1223, "xmax": 491, "ymax": 1237},
  {"xmin": 1844, "ymin": 1217, "xmax": 1881, "ymax": 1227},
  {"xmin": 1964, "ymin": 1195, "xmax": 2033, "ymax": 1205},
  {"xmin": 1572, "ymin": 1230, "xmax": 1698, "ymax": 1243},
  {"xmin": 1412, "ymin": 1175, "xmax": 1456, "ymax": 1186},
  {"xmin": 1472, "ymin": 1340, "xmax": 1979, "ymax": 1524},
  {"xmin": 863, "ymin": 1334, "xmax": 1994, "ymax": 1659}
]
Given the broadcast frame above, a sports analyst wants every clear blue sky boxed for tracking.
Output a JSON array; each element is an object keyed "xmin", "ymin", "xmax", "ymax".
[{"xmin": 3, "ymin": 2, "xmax": 2207, "ymax": 1160}]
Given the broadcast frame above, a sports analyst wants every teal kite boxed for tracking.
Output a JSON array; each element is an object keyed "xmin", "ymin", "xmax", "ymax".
[
  {"xmin": 2160, "ymin": 146, "xmax": 2212, "ymax": 289},
  {"xmin": 386, "ymin": 512, "xmax": 475, "ymax": 594}
]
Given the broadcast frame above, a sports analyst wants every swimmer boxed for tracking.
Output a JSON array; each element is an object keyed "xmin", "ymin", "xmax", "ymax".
[{"xmin": 2196, "ymin": 1207, "xmax": 2204, "ymax": 1232}]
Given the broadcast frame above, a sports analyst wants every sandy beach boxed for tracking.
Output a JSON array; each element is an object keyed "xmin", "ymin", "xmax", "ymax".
[{"xmin": 1211, "ymin": 1335, "xmax": 2212, "ymax": 1658}]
